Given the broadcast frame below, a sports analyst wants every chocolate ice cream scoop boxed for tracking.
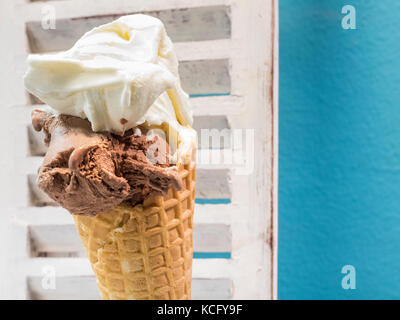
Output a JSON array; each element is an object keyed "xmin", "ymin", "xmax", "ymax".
[{"xmin": 32, "ymin": 109, "xmax": 182, "ymax": 216}]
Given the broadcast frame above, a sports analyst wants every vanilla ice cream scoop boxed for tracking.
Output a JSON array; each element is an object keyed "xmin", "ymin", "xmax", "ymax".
[{"xmin": 24, "ymin": 14, "xmax": 193, "ymax": 135}]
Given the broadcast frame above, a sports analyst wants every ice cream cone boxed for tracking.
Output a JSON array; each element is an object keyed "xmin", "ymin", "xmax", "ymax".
[{"xmin": 73, "ymin": 161, "xmax": 196, "ymax": 300}]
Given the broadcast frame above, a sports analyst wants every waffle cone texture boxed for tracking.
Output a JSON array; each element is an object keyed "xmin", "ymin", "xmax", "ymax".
[{"xmin": 73, "ymin": 161, "xmax": 196, "ymax": 300}]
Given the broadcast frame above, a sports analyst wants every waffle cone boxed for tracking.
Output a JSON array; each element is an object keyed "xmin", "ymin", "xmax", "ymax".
[{"xmin": 73, "ymin": 161, "xmax": 196, "ymax": 300}]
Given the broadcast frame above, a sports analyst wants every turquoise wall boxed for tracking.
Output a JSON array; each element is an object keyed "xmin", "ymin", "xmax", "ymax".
[{"xmin": 279, "ymin": 1, "xmax": 400, "ymax": 299}]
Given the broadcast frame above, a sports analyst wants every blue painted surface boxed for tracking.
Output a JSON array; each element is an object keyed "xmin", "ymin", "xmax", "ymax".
[
  {"xmin": 193, "ymin": 252, "xmax": 231, "ymax": 259},
  {"xmin": 189, "ymin": 93, "xmax": 230, "ymax": 98},
  {"xmin": 195, "ymin": 198, "xmax": 231, "ymax": 205},
  {"xmin": 279, "ymin": 1, "xmax": 400, "ymax": 299}
]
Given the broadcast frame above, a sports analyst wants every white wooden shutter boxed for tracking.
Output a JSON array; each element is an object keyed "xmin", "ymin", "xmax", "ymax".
[{"xmin": 0, "ymin": 0, "xmax": 278, "ymax": 300}]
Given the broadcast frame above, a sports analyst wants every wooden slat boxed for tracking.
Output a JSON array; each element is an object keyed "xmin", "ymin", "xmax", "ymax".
[
  {"xmin": 27, "ymin": 276, "xmax": 231, "ymax": 300},
  {"xmin": 28, "ymin": 115, "xmax": 230, "ymax": 155},
  {"xmin": 26, "ymin": 97, "xmax": 237, "ymax": 153},
  {"xmin": 24, "ymin": 59, "xmax": 230, "ymax": 98},
  {"xmin": 272, "ymin": 0, "xmax": 279, "ymax": 300},
  {"xmin": 23, "ymin": 39, "xmax": 231, "ymax": 62},
  {"xmin": 25, "ymin": 256, "xmax": 231, "ymax": 278},
  {"xmin": 26, "ymin": 6, "xmax": 230, "ymax": 53},
  {"xmin": 13, "ymin": 95, "xmax": 245, "ymax": 122},
  {"xmin": 27, "ymin": 223, "xmax": 231, "ymax": 254},
  {"xmin": 15, "ymin": 204, "xmax": 233, "ymax": 255},
  {"xmin": 27, "ymin": 144, "xmax": 237, "ymax": 166},
  {"xmin": 15, "ymin": 204, "xmax": 233, "ymax": 226},
  {"xmin": 22, "ymin": 151, "xmax": 237, "ymax": 172},
  {"xmin": 25, "ymin": 164, "xmax": 231, "ymax": 205},
  {"xmin": 26, "ymin": 38, "xmax": 233, "ymax": 102},
  {"xmin": 26, "ymin": 258, "xmax": 232, "ymax": 300},
  {"xmin": 20, "ymin": 0, "xmax": 229, "ymax": 22}
]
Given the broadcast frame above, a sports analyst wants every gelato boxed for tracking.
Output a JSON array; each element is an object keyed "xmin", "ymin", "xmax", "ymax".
[{"xmin": 32, "ymin": 109, "xmax": 182, "ymax": 216}]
